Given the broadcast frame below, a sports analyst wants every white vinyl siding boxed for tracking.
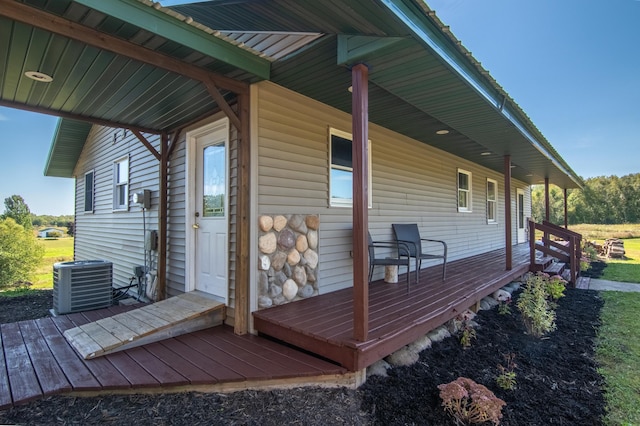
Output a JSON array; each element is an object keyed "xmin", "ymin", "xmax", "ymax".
[
  {"xmin": 73, "ymin": 126, "xmax": 160, "ymax": 293},
  {"xmin": 253, "ymin": 81, "xmax": 531, "ymax": 294},
  {"xmin": 487, "ymin": 178, "xmax": 497, "ymax": 223}
]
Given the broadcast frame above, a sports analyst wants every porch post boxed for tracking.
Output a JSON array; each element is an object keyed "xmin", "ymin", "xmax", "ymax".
[
  {"xmin": 351, "ymin": 63, "xmax": 370, "ymax": 342},
  {"xmin": 158, "ymin": 133, "xmax": 169, "ymax": 300},
  {"xmin": 564, "ymin": 188, "xmax": 569, "ymax": 229},
  {"xmin": 504, "ymin": 155, "xmax": 512, "ymax": 270},
  {"xmin": 544, "ymin": 178, "xmax": 550, "ymax": 222},
  {"xmin": 234, "ymin": 91, "xmax": 251, "ymax": 335}
]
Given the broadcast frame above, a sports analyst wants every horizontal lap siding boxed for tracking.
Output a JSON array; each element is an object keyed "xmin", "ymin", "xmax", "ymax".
[
  {"xmin": 255, "ymin": 82, "xmax": 530, "ymax": 295},
  {"xmin": 74, "ymin": 126, "xmax": 160, "ymax": 291}
]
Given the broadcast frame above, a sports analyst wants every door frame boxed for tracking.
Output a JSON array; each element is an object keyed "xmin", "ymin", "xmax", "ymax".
[{"xmin": 185, "ymin": 117, "xmax": 230, "ymax": 301}]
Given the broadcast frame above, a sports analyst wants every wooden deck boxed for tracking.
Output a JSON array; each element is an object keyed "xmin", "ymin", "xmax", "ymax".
[
  {"xmin": 253, "ymin": 245, "xmax": 531, "ymax": 371},
  {"xmin": 0, "ymin": 304, "xmax": 349, "ymax": 409}
]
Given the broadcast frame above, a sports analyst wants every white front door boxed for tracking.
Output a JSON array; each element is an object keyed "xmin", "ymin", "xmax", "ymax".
[
  {"xmin": 516, "ymin": 188, "xmax": 526, "ymax": 243},
  {"xmin": 191, "ymin": 122, "xmax": 229, "ymax": 301}
]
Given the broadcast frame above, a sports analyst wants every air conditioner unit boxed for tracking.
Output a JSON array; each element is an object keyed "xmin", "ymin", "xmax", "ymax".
[{"xmin": 53, "ymin": 260, "xmax": 113, "ymax": 315}]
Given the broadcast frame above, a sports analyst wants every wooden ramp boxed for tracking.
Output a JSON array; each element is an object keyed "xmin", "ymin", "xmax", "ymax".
[{"xmin": 64, "ymin": 292, "xmax": 225, "ymax": 359}]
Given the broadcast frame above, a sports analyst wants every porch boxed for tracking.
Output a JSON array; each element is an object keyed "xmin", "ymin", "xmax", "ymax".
[
  {"xmin": 0, "ymin": 304, "xmax": 350, "ymax": 409},
  {"xmin": 253, "ymin": 244, "xmax": 531, "ymax": 372}
]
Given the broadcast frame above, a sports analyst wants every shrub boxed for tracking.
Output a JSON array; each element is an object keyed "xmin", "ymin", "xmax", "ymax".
[
  {"xmin": 0, "ymin": 218, "xmax": 44, "ymax": 288},
  {"xmin": 438, "ymin": 377, "xmax": 506, "ymax": 425},
  {"xmin": 545, "ymin": 275, "xmax": 567, "ymax": 301},
  {"xmin": 496, "ymin": 353, "xmax": 517, "ymax": 391},
  {"xmin": 517, "ymin": 273, "xmax": 557, "ymax": 337},
  {"xmin": 460, "ymin": 321, "xmax": 477, "ymax": 350}
]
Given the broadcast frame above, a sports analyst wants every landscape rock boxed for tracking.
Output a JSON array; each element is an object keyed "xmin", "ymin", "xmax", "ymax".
[
  {"xmin": 305, "ymin": 215, "xmax": 320, "ymax": 230},
  {"xmin": 258, "ymin": 233, "xmax": 277, "ymax": 254},
  {"xmin": 367, "ymin": 359, "xmax": 391, "ymax": 378},
  {"xmin": 385, "ymin": 346, "xmax": 419, "ymax": 367},
  {"xmin": 426, "ymin": 326, "xmax": 451, "ymax": 343},
  {"xmin": 282, "ymin": 279, "xmax": 298, "ymax": 300},
  {"xmin": 273, "ymin": 215, "xmax": 287, "ymax": 232},
  {"xmin": 258, "ymin": 215, "xmax": 273, "ymax": 232}
]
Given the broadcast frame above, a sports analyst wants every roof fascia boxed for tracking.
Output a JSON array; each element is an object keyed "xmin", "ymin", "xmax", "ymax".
[
  {"xmin": 75, "ymin": 0, "xmax": 271, "ymax": 80},
  {"xmin": 44, "ymin": 118, "xmax": 92, "ymax": 178},
  {"xmin": 380, "ymin": 0, "xmax": 582, "ymax": 187},
  {"xmin": 336, "ymin": 35, "xmax": 412, "ymax": 66}
]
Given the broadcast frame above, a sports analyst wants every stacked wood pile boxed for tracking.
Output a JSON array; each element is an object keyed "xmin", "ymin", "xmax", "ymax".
[{"xmin": 603, "ymin": 239, "xmax": 625, "ymax": 258}]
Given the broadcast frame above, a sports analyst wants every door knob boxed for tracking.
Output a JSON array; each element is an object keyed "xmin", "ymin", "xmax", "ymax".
[{"xmin": 193, "ymin": 223, "xmax": 199, "ymax": 229}]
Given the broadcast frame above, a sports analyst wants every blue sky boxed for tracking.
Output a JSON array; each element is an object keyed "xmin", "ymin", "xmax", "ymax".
[{"xmin": 1, "ymin": 0, "xmax": 638, "ymax": 215}]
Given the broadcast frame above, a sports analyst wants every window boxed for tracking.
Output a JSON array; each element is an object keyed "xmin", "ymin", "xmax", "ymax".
[
  {"xmin": 329, "ymin": 128, "xmax": 372, "ymax": 207},
  {"xmin": 457, "ymin": 169, "xmax": 472, "ymax": 212},
  {"xmin": 113, "ymin": 156, "xmax": 129, "ymax": 210},
  {"xmin": 487, "ymin": 178, "xmax": 497, "ymax": 223},
  {"xmin": 84, "ymin": 170, "xmax": 94, "ymax": 213}
]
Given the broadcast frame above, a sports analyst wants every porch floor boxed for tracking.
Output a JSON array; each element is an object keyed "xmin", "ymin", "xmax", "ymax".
[
  {"xmin": 0, "ymin": 304, "xmax": 348, "ymax": 409},
  {"xmin": 253, "ymin": 245, "xmax": 531, "ymax": 371}
]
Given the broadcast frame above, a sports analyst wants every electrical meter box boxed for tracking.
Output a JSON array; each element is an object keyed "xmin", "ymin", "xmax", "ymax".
[{"xmin": 146, "ymin": 230, "xmax": 158, "ymax": 251}]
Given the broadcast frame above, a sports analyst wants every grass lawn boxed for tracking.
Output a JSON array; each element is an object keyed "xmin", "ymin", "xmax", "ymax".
[
  {"xmin": 32, "ymin": 238, "xmax": 74, "ymax": 289},
  {"xmin": 597, "ymin": 291, "xmax": 640, "ymax": 425},
  {"xmin": 599, "ymin": 238, "xmax": 640, "ymax": 283}
]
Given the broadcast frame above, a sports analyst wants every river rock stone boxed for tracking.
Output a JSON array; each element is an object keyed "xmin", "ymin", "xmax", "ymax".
[
  {"xmin": 278, "ymin": 228, "xmax": 296, "ymax": 250},
  {"xmin": 258, "ymin": 215, "xmax": 273, "ymax": 232},
  {"xmin": 275, "ymin": 271, "xmax": 287, "ymax": 285},
  {"xmin": 289, "ymin": 214, "xmax": 307, "ymax": 234},
  {"xmin": 292, "ymin": 265, "xmax": 307, "ymax": 286},
  {"xmin": 427, "ymin": 326, "xmax": 451, "ymax": 343},
  {"xmin": 298, "ymin": 284, "xmax": 314, "ymax": 298},
  {"xmin": 307, "ymin": 230, "xmax": 318, "ymax": 250},
  {"xmin": 258, "ymin": 272, "xmax": 269, "ymax": 295},
  {"xmin": 271, "ymin": 251, "xmax": 287, "ymax": 271},
  {"xmin": 385, "ymin": 346, "xmax": 419, "ymax": 367},
  {"xmin": 367, "ymin": 359, "xmax": 391, "ymax": 378},
  {"xmin": 305, "ymin": 215, "xmax": 320, "ymax": 230},
  {"xmin": 296, "ymin": 235, "xmax": 309, "ymax": 252},
  {"xmin": 258, "ymin": 255, "xmax": 270, "ymax": 271},
  {"xmin": 408, "ymin": 335, "xmax": 432, "ymax": 353},
  {"xmin": 273, "ymin": 215, "xmax": 287, "ymax": 232},
  {"xmin": 273, "ymin": 295, "xmax": 286, "ymax": 305},
  {"xmin": 304, "ymin": 249, "xmax": 318, "ymax": 269},
  {"xmin": 282, "ymin": 279, "xmax": 298, "ymax": 300},
  {"xmin": 258, "ymin": 232, "xmax": 277, "ymax": 254},
  {"xmin": 268, "ymin": 284, "xmax": 282, "ymax": 298},
  {"xmin": 306, "ymin": 267, "xmax": 316, "ymax": 283},
  {"xmin": 258, "ymin": 296, "xmax": 272, "ymax": 308},
  {"xmin": 287, "ymin": 249, "xmax": 301, "ymax": 265},
  {"xmin": 493, "ymin": 289, "xmax": 511, "ymax": 302}
]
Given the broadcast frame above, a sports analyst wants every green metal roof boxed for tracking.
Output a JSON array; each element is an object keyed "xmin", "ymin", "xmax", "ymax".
[
  {"xmin": 0, "ymin": 0, "xmax": 582, "ymax": 188},
  {"xmin": 45, "ymin": 118, "xmax": 92, "ymax": 178}
]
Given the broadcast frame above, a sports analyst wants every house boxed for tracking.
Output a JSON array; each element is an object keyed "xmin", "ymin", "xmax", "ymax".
[
  {"xmin": 2, "ymin": 0, "xmax": 582, "ymax": 379},
  {"xmin": 37, "ymin": 227, "xmax": 65, "ymax": 238}
]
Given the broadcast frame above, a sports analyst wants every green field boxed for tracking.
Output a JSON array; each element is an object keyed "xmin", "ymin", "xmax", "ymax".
[{"xmin": 32, "ymin": 238, "xmax": 74, "ymax": 289}]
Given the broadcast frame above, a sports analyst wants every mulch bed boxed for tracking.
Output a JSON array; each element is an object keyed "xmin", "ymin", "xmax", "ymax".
[{"xmin": 0, "ymin": 287, "xmax": 606, "ymax": 425}]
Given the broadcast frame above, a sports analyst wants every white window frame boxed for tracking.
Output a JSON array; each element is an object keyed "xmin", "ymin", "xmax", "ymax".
[
  {"xmin": 83, "ymin": 170, "xmax": 94, "ymax": 213},
  {"xmin": 113, "ymin": 156, "xmax": 129, "ymax": 211},
  {"xmin": 329, "ymin": 128, "xmax": 372, "ymax": 208},
  {"xmin": 457, "ymin": 168, "xmax": 472, "ymax": 212},
  {"xmin": 486, "ymin": 178, "xmax": 498, "ymax": 223}
]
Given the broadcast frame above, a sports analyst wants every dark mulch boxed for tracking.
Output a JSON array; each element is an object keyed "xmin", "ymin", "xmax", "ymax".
[
  {"xmin": 0, "ymin": 287, "xmax": 605, "ymax": 425},
  {"xmin": 0, "ymin": 290, "xmax": 53, "ymax": 323},
  {"xmin": 581, "ymin": 259, "xmax": 607, "ymax": 279}
]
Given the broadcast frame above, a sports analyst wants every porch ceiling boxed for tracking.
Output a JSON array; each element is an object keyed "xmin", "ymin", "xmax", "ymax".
[{"xmin": 1, "ymin": 0, "xmax": 582, "ymax": 188}]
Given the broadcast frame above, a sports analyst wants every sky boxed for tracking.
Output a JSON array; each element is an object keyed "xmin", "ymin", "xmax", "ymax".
[{"xmin": 1, "ymin": 0, "xmax": 639, "ymax": 215}]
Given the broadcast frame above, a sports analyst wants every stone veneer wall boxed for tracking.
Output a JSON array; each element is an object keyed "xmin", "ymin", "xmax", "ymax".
[{"xmin": 257, "ymin": 214, "xmax": 319, "ymax": 309}]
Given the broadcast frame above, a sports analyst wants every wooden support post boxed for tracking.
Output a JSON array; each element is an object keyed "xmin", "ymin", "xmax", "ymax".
[
  {"xmin": 157, "ymin": 133, "xmax": 169, "ymax": 300},
  {"xmin": 504, "ymin": 155, "xmax": 512, "ymax": 271},
  {"xmin": 564, "ymin": 188, "xmax": 569, "ymax": 229},
  {"xmin": 351, "ymin": 63, "xmax": 370, "ymax": 342},
  {"xmin": 544, "ymin": 177, "xmax": 550, "ymax": 248},
  {"xmin": 234, "ymin": 91, "xmax": 251, "ymax": 335}
]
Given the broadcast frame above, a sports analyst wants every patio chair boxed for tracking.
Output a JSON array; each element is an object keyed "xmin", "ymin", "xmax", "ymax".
[
  {"xmin": 392, "ymin": 223, "xmax": 447, "ymax": 283},
  {"xmin": 368, "ymin": 231, "xmax": 412, "ymax": 286}
]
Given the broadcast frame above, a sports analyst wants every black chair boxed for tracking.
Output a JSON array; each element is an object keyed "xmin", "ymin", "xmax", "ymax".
[
  {"xmin": 392, "ymin": 223, "xmax": 447, "ymax": 283},
  {"xmin": 368, "ymin": 231, "xmax": 412, "ymax": 286}
]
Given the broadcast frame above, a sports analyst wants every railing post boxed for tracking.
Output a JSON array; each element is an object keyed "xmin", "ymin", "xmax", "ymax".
[
  {"xmin": 569, "ymin": 236, "xmax": 577, "ymax": 286},
  {"xmin": 529, "ymin": 220, "xmax": 536, "ymax": 269}
]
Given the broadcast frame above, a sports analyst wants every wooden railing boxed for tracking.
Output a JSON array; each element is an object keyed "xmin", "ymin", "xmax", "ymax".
[{"xmin": 529, "ymin": 220, "xmax": 582, "ymax": 286}]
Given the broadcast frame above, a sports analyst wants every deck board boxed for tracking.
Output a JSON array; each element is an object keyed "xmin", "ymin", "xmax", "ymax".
[
  {"xmin": 0, "ymin": 329, "xmax": 14, "ymax": 409},
  {"xmin": 254, "ymin": 245, "xmax": 531, "ymax": 370},
  {"xmin": 1, "ymin": 323, "xmax": 42, "ymax": 405}
]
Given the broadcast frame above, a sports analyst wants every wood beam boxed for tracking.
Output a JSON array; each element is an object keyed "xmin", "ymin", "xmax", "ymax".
[
  {"xmin": 504, "ymin": 155, "xmax": 512, "ymax": 271},
  {"xmin": 351, "ymin": 64, "xmax": 370, "ymax": 342},
  {"xmin": 157, "ymin": 133, "xmax": 170, "ymax": 300},
  {"xmin": 234, "ymin": 92, "xmax": 251, "ymax": 335},
  {"xmin": 0, "ymin": 99, "xmax": 160, "ymax": 135},
  {"xmin": 130, "ymin": 130, "xmax": 160, "ymax": 161},
  {"xmin": 167, "ymin": 128, "xmax": 183, "ymax": 159},
  {"xmin": 0, "ymin": 0, "xmax": 248, "ymax": 94},
  {"xmin": 204, "ymin": 81, "xmax": 242, "ymax": 131}
]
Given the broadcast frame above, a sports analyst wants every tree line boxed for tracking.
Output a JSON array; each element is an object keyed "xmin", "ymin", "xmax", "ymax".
[{"xmin": 531, "ymin": 173, "xmax": 640, "ymax": 225}]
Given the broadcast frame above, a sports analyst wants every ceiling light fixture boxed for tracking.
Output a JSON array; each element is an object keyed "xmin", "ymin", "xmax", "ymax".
[
  {"xmin": 480, "ymin": 151, "xmax": 491, "ymax": 156},
  {"xmin": 436, "ymin": 129, "xmax": 449, "ymax": 135},
  {"xmin": 25, "ymin": 71, "xmax": 53, "ymax": 83}
]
